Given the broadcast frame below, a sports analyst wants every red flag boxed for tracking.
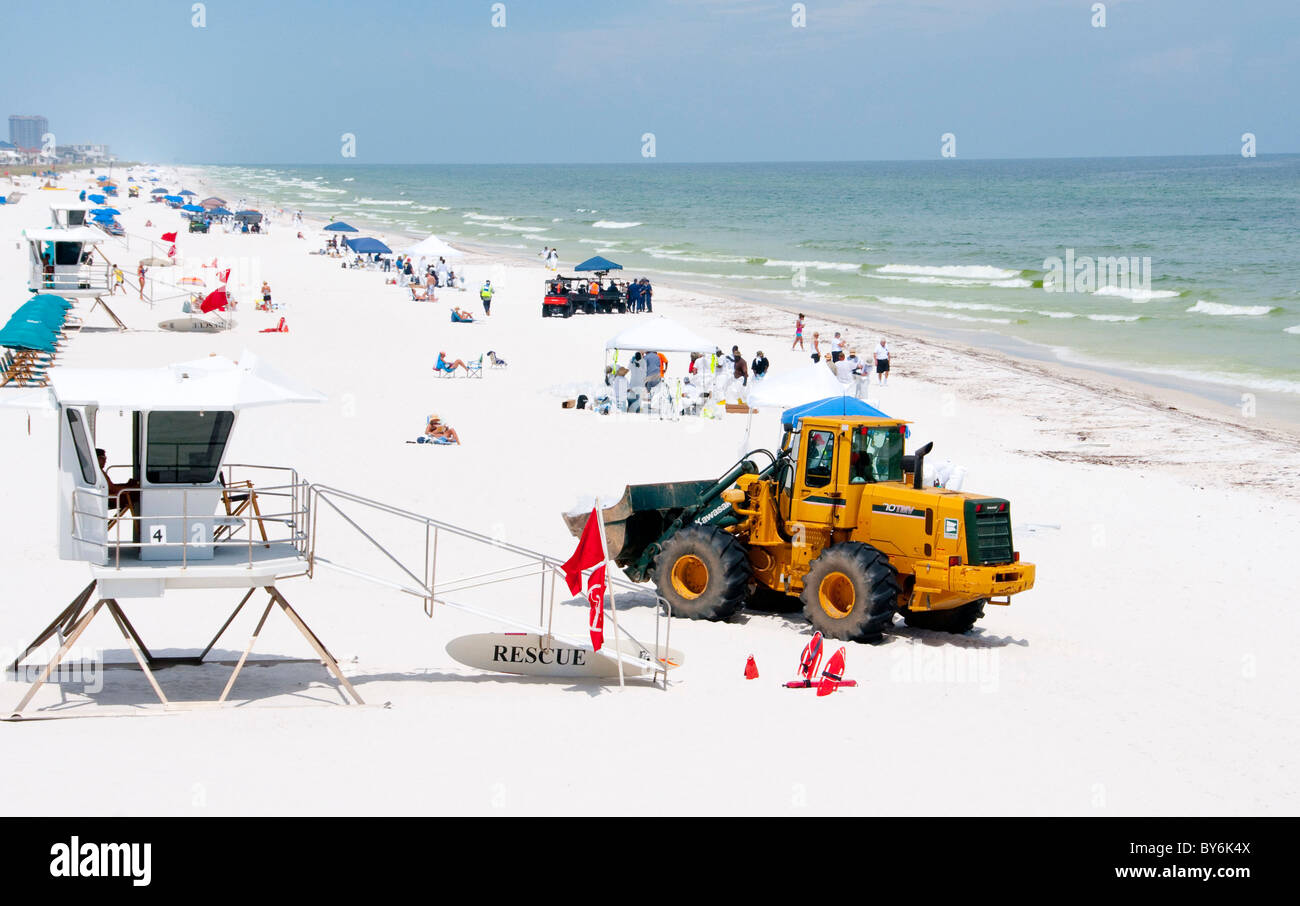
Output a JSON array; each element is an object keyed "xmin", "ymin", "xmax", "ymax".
[
  {"xmin": 586, "ymin": 564, "xmax": 606, "ymax": 651},
  {"xmin": 562, "ymin": 507, "xmax": 604, "ymax": 596},
  {"xmin": 218, "ymin": 268, "xmax": 231, "ymax": 284},
  {"xmin": 161, "ymin": 231, "xmax": 177, "ymax": 242}
]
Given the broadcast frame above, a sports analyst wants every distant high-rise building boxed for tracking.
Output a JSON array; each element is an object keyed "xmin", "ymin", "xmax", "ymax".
[{"xmin": 9, "ymin": 115, "xmax": 49, "ymax": 152}]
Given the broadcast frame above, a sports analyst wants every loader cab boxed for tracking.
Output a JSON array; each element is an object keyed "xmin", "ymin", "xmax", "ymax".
[{"xmin": 781, "ymin": 417, "xmax": 909, "ymax": 531}]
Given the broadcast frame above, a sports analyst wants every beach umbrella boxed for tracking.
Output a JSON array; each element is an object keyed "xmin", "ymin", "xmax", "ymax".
[
  {"xmin": 151, "ymin": 187, "xmax": 168, "ymax": 195},
  {"xmin": 178, "ymin": 189, "xmax": 196, "ymax": 197},
  {"xmin": 163, "ymin": 195, "xmax": 184, "ymax": 204},
  {"xmin": 139, "ymin": 257, "xmax": 176, "ymax": 267},
  {"xmin": 575, "ymin": 255, "xmax": 623, "ymax": 273},
  {"xmin": 90, "ymin": 210, "xmax": 117, "ymax": 221},
  {"xmin": 95, "ymin": 176, "xmax": 108, "ymax": 182},
  {"xmin": 180, "ymin": 204, "xmax": 205, "ymax": 213},
  {"xmin": 207, "ymin": 207, "xmax": 232, "ymax": 217},
  {"xmin": 87, "ymin": 193, "xmax": 106, "ymax": 204},
  {"xmin": 0, "ymin": 321, "xmax": 58, "ymax": 354},
  {"xmin": 323, "ymin": 221, "xmax": 357, "ymax": 233},
  {"xmin": 345, "ymin": 237, "xmax": 392, "ymax": 255},
  {"xmin": 200, "ymin": 196, "xmax": 227, "ymax": 208},
  {"xmin": 199, "ymin": 288, "xmax": 229, "ymax": 314},
  {"xmin": 234, "ymin": 210, "xmax": 263, "ymax": 222},
  {"xmin": 94, "ymin": 207, "xmax": 121, "ymax": 216}
]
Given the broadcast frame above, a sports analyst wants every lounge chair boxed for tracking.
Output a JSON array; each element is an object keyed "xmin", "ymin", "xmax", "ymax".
[
  {"xmin": 450, "ymin": 310, "xmax": 473, "ymax": 323},
  {"xmin": 213, "ymin": 476, "xmax": 270, "ymax": 545}
]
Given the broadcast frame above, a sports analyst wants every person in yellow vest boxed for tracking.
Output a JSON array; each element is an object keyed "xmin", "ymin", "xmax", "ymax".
[
  {"xmin": 112, "ymin": 264, "xmax": 125, "ymax": 295},
  {"xmin": 479, "ymin": 279, "xmax": 494, "ymax": 316}
]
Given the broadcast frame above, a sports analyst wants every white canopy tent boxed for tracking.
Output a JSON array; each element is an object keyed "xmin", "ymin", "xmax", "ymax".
[
  {"xmin": 605, "ymin": 317, "xmax": 715, "ymax": 354},
  {"xmin": 402, "ymin": 233, "xmax": 463, "ymax": 258},
  {"xmin": 748, "ymin": 363, "xmax": 849, "ymax": 409}
]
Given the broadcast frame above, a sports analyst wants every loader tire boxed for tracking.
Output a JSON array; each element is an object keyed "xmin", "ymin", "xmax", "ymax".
[
  {"xmin": 801, "ymin": 542, "xmax": 900, "ymax": 643},
  {"xmin": 652, "ymin": 524, "xmax": 752, "ymax": 621},
  {"xmin": 900, "ymin": 599, "xmax": 986, "ymax": 634}
]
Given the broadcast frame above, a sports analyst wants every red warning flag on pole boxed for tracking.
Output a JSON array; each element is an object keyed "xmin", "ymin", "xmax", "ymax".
[
  {"xmin": 562, "ymin": 507, "xmax": 604, "ymax": 596},
  {"xmin": 160, "ymin": 231, "xmax": 177, "ymax": 242},
  {"xmin": 217, "ymin": 268, "xmax": 231, "ymax": 284},
  {"xmin": 586, "ymin": 563, "xmax": 607, "ymax": 651}
]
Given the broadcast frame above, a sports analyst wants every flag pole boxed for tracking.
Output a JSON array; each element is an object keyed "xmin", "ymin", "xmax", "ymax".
[{"xmin": 595, "ymin": 498, "xmax": 625, "ymax": 689}]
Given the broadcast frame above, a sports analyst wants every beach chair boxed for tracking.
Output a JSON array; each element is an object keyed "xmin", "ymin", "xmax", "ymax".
[
  {"xmin": 213, "ymin": 476, "xmax": 270, "ymax": 545},
  {"xmin": 466, "ymin": 355, "xmax": 483, "ymax": 379},
  {"xmin": 450, "ymin": 310, "xmax": 473, "ymax": 323}
]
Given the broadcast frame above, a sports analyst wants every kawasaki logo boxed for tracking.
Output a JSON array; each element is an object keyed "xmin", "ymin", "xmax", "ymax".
[{"xmin": 698, "ymin": 500, "xmax": 734, "ymax": 523}]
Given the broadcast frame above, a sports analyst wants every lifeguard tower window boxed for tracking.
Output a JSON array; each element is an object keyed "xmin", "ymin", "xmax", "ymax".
[
  {"xmin": 66, "ymin": 409, "xmax": 98, "ymax": 484},
  {"xmin": 146, "ymin": 411, "xmax": 235, "ymax": 484},
  {"xmin": 50, "ymin": 242, "xmax": 82, "ymax": 267}
]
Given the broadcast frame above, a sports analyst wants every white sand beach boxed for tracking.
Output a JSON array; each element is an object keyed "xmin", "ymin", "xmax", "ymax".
[{"xmin": 1, "ymin": 167, "xmax": 1297, "ymax": 816}]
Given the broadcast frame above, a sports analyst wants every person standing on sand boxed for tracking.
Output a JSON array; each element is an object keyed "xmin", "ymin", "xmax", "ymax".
[
  {"xmin": 810, "ymin": 331, "xmax": 822, "ymax": 363},
  {"xmin": 111, "ymin": 265, "xmax": 124, "ymax": 295},
  {"xmin": 479, "ymin": 280, "xmax": 494, "ymax": 316},
  {"xmin": 137, "ymin": 263, "xmax": 147, "ymax": 300},
  {"xmin": 832, "ymin": 331, "xmax": 845, "ymax": 363},
  {"xmin": 641, "ymin": 278, "xmax": 653, "ymax": 313},
  {"xmin": 792, "ymin": 313, "xmax": 805, "ymax": 350},
  {"xmin": 874, "ymin": 339, "xmax": 890, "ymax": 385}
]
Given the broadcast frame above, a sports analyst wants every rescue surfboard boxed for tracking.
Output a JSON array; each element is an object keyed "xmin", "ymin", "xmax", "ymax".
[{"xmin": 445, "ymin": 632, "xmax": 684, "ymax": 679}]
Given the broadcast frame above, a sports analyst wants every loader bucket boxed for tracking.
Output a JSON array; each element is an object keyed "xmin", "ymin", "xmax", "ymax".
[{"xmin": 563, "ymin": 480, "xmax": 717, "ymax": 569}]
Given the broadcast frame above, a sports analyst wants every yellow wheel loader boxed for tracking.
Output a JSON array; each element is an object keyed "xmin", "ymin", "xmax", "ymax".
[{"xmin": 564, "ymin": 410, "xmax": 1035, "ymax": 642}]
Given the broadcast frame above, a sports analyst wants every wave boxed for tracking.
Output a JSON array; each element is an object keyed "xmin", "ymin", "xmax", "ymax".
[
  {"xmin": 764, "ymin": 259, "xmax": 861, "ymax": 272},
  {"xmin": 1186, "ymin": 300, "xmax": 1277, "ymax": 316},
  {"xmin": 491, "ymin": 224, "xmax": 546, "ymax": 233},
  {"xmin": 356, "ymin": 198, "xmax": 415, "ymax": 206},
  {"xmin": 1091, "ymin": 286, "xmax": 1180, "ymax": 302},
  {"xmin": 870, "ymin": 273, "xmax": 1033, "ymax": 289},
  {"xmin": 579, "ymin": 238, "xmax": 623, "ymax": 245},
  {"xmin": 463, "ymin": 212, "xmax": 509, "ymax": 221},
  {"xmin": 878, "ymin": 263, "xmax": 1021, "ymax": 280},
  {"xmin": 642, "ymin": 247, "xmax": 749, "ymax": 264},
  {"xmin": 875, "ymin": 296, "xmax": 1028, "ymax": 315},
  {"xmin": 591, "ymin": 220, "xmax": 642, "ymax": 229},
  {"xmin": 1286, "ymin": 325, "xmax": 1300, "ymax": 335},
  {"xmin": 1087, "ymin": 314, "xmax": 1144, "ymax": 322}
]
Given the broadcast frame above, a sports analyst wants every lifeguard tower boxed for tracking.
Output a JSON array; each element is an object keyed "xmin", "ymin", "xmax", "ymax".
[
  {"xmin": 3, "ymin": 353, "xmax": 355, "ymax": 715},
  {"xmin": 22, "ymin": 226, "xmax": 126, "ymax": 330},
  {"xmin": 49, "ymin": 199, "xmax": 96, "ymax": 229},
  {"xmin": 4, "ymin": 353, "xmax": 675, "ymax": 718}
]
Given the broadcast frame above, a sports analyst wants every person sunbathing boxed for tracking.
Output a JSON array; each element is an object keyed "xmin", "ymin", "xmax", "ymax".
[
  {"xmin": 423, "ymin": 414, "xmax": 461, "ymax": 444},
  {"xmin": 434, "ymin": 351, "xmax": 469, "ymax": 374},
  {"xmin": 451, "ymin": 307, "xmax": 474, "ymax": 323},
  {"xmin": 410, "ymin": 284, "xmax": 429, "ymax": 301}
]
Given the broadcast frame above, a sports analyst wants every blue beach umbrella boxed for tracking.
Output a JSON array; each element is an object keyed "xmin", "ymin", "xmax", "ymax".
[
  {"xmin": 94, "ymin": 207, "xmax": 121, "ymax": 216},
  {"xmin": 178, "ymin": 189, "xmax": 196, "ymax": 197},
  {"xmin": 87, "ymin": 194, "xmax": 106, "ymax": 204},
  {"xmin": 91, "ymin": 210, "xmax": 117, "ymax": 221},
  {"xmin": 0, "ymin": 322, "xmax": 58, "ymax": 354},
  {"xmin": 323, "ymin": 221, "xmax": 358, "ymax": 232},
  {"xmin": 151, "ymin": 187, "xmax": 168, "ymax": 195},
  {"xmin": 180, "ymin": 204, "xmax": 204, "ymax": 213},
  {"xmin": 345, "ymin": 237, "xmax": 392, "ymax": 255},
  {"xmin": 163, "ymin": 195, "xmax": 184, "ymax": 203}
]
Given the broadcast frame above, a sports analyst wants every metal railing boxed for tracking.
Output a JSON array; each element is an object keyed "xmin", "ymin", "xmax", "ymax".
[
  {"xmin": 306, "ymin": 484, "xmax": 674, "ymax": 686},
  {"xmin": 71, "ymin": 464, "xmax": 310, "ymax": 572},
  {"xmin": 30, "ymin": 262, "xmax": 112, "ymax": 294}
]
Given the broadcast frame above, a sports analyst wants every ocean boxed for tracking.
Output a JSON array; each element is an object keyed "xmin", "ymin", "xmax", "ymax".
[{"xmin": 199, "ymin": 156, "xmax": 1300, "ymax": 410}]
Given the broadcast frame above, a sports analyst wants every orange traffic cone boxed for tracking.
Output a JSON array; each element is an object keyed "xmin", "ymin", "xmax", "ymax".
[{"xmin": 744, "ymin": 655, "xmax": 759, "ymax": 679}]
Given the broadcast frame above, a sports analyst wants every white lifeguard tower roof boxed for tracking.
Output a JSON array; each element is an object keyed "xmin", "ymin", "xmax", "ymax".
[
  {"xmin": 21, "ymin": 226, "xmax": 106, "ymax": 244},
  {"xmin": 38, "ymin": 352, "xmax": 327, "ymax": 410}
]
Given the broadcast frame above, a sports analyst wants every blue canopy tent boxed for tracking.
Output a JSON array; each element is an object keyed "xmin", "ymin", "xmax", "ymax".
[
  {"xmin": 180, "ymin": 204, "xmax": 205, "ymax": 213},
  {"xmin": 323, "ymin": 221, "xmax": 358, "ymax": 232},
  {"xmin": 344, "ymin": 237, "xmax": 392, "ymax": 255},
  {"xmin": 93, "ymin": 207, "xmax": 121, "ymax": 216},
  {"xmin": 574, "ymin": 255, "xmax": 623, "ymax": 273},
  {"xmin": 207, "ymin": 207, "xmax": 233, "ymax": 217},
  {"xmin": 781, "ymin": 396, "xmax": 908, "ymax": 436},
  {"xmin": 87, "ymin": 194, "xmax": 106, "ymax": 204}
]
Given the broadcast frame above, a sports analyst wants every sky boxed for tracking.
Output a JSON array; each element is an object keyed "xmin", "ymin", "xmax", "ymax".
[{"xmin": 4, "ymin": 0, "xmax": 1298, "ymax": 164}]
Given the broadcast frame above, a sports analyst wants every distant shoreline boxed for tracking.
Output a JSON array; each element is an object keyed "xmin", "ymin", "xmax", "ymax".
[{"xmin": 182, "ymin": 163, "xmax": 1300, "ymax": 438}]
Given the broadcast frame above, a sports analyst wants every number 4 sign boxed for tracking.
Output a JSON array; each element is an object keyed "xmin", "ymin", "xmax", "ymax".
[{"xmin": 148, "ymin": 524, "xmax": 167, "ymax": 544}]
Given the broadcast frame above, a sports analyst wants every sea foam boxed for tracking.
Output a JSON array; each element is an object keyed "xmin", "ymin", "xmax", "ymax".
[{"xmin": 1186, "ymin": 300, "xmax": 1277, "ymax": 316}]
